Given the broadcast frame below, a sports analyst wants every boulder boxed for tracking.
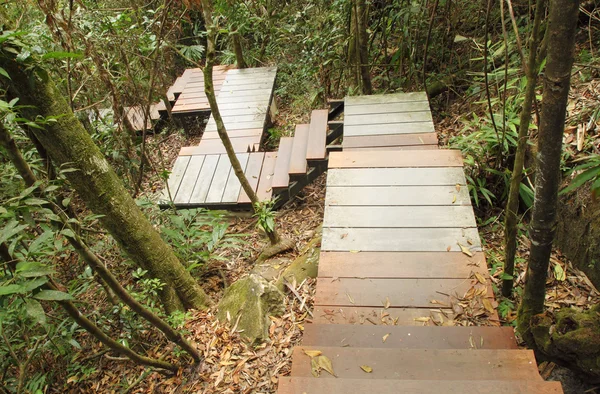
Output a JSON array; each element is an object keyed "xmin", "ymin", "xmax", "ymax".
[{"xmin": 217, "ymin": 274, "xmax": 284, "ymax": 342}]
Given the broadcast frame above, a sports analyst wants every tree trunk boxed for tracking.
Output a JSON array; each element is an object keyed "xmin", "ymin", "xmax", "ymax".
[
  {"xmin": 502, "ymin": 0, "xmax": 546, "ymax": 298},
  {"xmin": 0, "ymin": 53, "xmax": 211, "ymax": 314},
  {"xmin": 200, "ymin": 0, "xmax": 283, "ymax": 248},
  {"xmin": 354, "ymin": 0, "xmax": 372, "ymax": 94},
  {"xmin": 517, "ymin": 0, "xmax": 579, "ymax": 344},
  {"xmin": 232, "ymin": 33, "xmax": 247, "ymax": 69}
]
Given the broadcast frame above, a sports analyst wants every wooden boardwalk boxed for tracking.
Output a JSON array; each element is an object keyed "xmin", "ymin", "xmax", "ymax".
[
  {"xmin": 160, "ymin": 68, "xmax": 330, "ymax": 208},
  {"xmin": 279, "ymin": 93, "xmax": 563, "ymax": 393}
]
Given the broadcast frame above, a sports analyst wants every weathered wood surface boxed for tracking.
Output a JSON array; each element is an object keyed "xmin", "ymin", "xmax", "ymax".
[
  {"xmin": 189, "ymin": 154, "xmax": 220, "ymax": 203},
  {"xmin": 170, "ymin": 67, "xmax": 228, "ymax": 113},
  {"xmin": 322, "ymin": 227, "xmax": 481, "ymax": 252},
  {"xmin": 289, "ymin": 124, "xmax": 309, "ymax": 175},
  {"xmin": 328, "ymin": 150, "xmax": 463, "ymax": 168},
  {"xmin": 318, "ymin": 251, "xmax": 488, "ymax": 278},
  {"xmin": 344, "ymin": 100, "xmax": 431, "ymax": 115},
  {"xmin": 344, "ymin": 122, "xmax": 435, "ymax": 136},
  {"xmin": 180, "ymin": 137, "xmax": 255, "ymax": 154},
  {"xmin": 256, "ymin": 152, "xmax": 277, "ymax": 201},
  {"xmin": 326, "ymin": 168, "xmax": 467, "ymax": 186},
  {"xmin": 343, "ymin": 145, "xmax": 438, "ymax": 151},
  {"xmin": 342, "ymin": 133, "xmax": 438, "ymax": 148},
  {"xmin": 205, "ymin": 154, "xmax": 235, "ymax": 203},
  {"xmin": 323, "ymin": 206, "xmax": 477, "ymax": 228},
  {"xmin": 324, "ymin": 185, "xmax": 471, "ymax": 206},
  {"xmin": 344, "ymin": 111, "xmax": 433, "ymax": 126},
  {"xmin": 173, "ymin": 155, "xmax": 205, "ymax": 204},
  {"xmin": 312, "ymin": 306, "xmax": 454, "ymax": 326},
  {"xmin": 162, "ymin": 155, "xmax": 190, "ymax": 202},
  {"xmin": 278, "ymin": 379, "xmax": 563, "ymax": 394},
  {"xmin": 238, "ymin": 152, "xmax": 265, "ymax": 203},
  {"xmin": 301, "ymin": 324, "xmax": 518, "ymax": 349},
  {"xmin": 291, "ymin": 347, "xmax": 541, "ymax": 381},
  {"xmin": 272, "ymin": 137, "xmax": 293, "ymax": 189},
  {"xmin": 221, "ymin": 153, "xmax": 250, "ymax": 202},
  {"xmin": 202, "ymin": 129, "xmax": 263, "ymax": 140},
  {"xmin": 306, "ymin": 109, "xmax": 328, "ymax": 161},
  {"xmin": 345, "ymin": 92, "xmax": 428, "ymax": 105}
]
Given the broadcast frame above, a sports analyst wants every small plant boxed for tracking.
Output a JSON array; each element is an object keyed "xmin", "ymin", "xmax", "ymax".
[
  {"xmin": 561, "ymin": 154, "xmax": 600, "ymax": 198},
  {"xmin": 253, "ymin": 199, "xmax": 277, "ymax": 234}
]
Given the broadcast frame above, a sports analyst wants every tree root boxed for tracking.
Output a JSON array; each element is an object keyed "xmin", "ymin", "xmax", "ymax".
[{"xmin": 256, "ymin": 237, "xmax": 295, "ymax": 263}]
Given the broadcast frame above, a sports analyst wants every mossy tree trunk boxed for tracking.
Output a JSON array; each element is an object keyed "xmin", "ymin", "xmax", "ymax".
[
  {"xmin": 0, "ymin": 52, "xmax": 211, "ymax": 314},
  {"xmin": 517, "ymin": 0, "xmax": 579, "ymax": 344},
  {"xmin": 353, "ymin": 0, "xmax": 372, "ymax": 94},
  {"xmin": 502, "ymin": 0, "xmax": 546, "ymax": 298}
]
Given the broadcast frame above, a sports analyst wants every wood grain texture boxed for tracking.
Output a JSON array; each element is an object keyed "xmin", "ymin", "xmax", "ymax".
[
  {"xmin": 221, "ymin": 153, "xmax": 249, "ymax": 202},
  {"xmin": 326, "ymin": 168, "xmax": 467, "ymax": 187},
  {"xmin": 290, "ymin": 347, "xmax": 540, "ymax": 380},
  {"xmin": 238, "ymin": 152, "xmax": 265, "ymax": 203},
  {"xmin": 321, "ymin": 227, "xmax": 481, "ymax": 252},
  {"xmin": 256, "ymin": 152, "xmax": 277, "ymax": 201},
  {"xmin": 344, "ymin": 122, "xmax": 435, "ymax": 136},
  {"xmin": 272, "ymin": 137, "xmax": 293, "ymax": 189},
  {"xmin": 301, "ymin": 324, "xmax": 517, "ymax": 349},
  {"xmin": 189, "ymin": 154, "xmax": 219, "ymax": 203},
  {"xmin": 344, "ymin": 111, "xmax": 433, "ymax": 126},
  {"xmin": 324, "ymin": 185, "xmax": 471, "ymax": 206},
  {"xmin": 344, "ymin": 100, "xmax": 431, "ymax": 115},
  {"xmin": 278, "ymin": 378, "xmax": 562, "ymax": 394},
  {"xmin": 343, "ymin": 145, "xmax": 438, "ymax": 151},
  {"xmin": 288, "ymin": 124, "xmax": 310, "ymax": 175},
  {"xmin": 173, "ymin": 155, "xmax": 205, "ymax": 204},
  {"xmin": 163, "ymin": 156, "xmax": 190, "ymax": 200},
  {"xmin": 323, "ymin": 206, "xmax": 477, "ymax": 228},
  {"xmin": 328, "ymin": 150, "xmax": 462, "ymax": 168},
  {"xmin": 318, "ymin": 251, "xmax": 488, "ymax": 278},
  {"xmin": 315, "ymin": 277, "xmax": 489, "ymax": 308},
  {"xmin": 342, "ymin": 132, "xmax": 438, "ymax": 148},
  {"xmin": 306, "ymin": 109, "xmax": 328, "ymax": 160},
  {"xmin": 205, "ymin": 155, "xmax": 232, "ymax": 203},
  {"xmin": 345, "ymin": 92, "xmax": 428, "ymax": 105},
  {"xmin": 202, "ymin": 129, "xmax": 263, "ymax": 140}
]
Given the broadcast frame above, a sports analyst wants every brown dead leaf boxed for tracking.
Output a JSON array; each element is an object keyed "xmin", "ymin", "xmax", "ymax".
[
  {"xmin": 316, "ymin": 355, "xmax": 336, "ymax": 377},
  {"xmin": 474, "ymin": 272, "xmax": 487, "ymax": 284},
  {"xmin": 446, "ymin": 246, "xmax": 452, "ymax": 252},
  {"xmin": 383, "ymin": 297, "xmax": 391, "ymax": 309},
  {"xmin": 360, "ymin": 365, "xmax": 373, "ymax": 373},
  {"xmin": 414, "ymin": 317, "xmax": 430, "ymax": 323},
  {"xmin": 482, "ymin": 298, "xmax": 495, "ymax": 314},
  {"xmin": 382, "ymin": 333, "xmax": 390, "ymax": 343},
  {"xmin": 455, "ymin": 184, "xmax": 461, "ymax": 192},
  {"xmin": 303, "ymin": 349, "xmax": 322, "ymax": 358},
  {"xmin": 346, "ymin": 292, "xmax": 355, "ymax": 304},
  {"xmin": 458, "ymin": 242, "xmax": 474, "ymax": 257},
  {"xmin": 310, "ymin": 357, "xmax": 320, "ymax": 377}
]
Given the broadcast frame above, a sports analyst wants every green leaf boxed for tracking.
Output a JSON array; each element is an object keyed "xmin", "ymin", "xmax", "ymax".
[
  {"xmin": 21, "ymin": 277, "xmax": 48, "ymax": 292},
  {"xmin": 24, "ymin": 198, "xmax": 48, "ymax": 206},
  {"xmin": 499, "ymin": 272, "xmax": 514, "ymax": 280},
  {"xmin": 0, "ymin": 284, "xmax": 25, "ymax": 296},
  {"xmin": 0, "ymin": 220, "xmax": 27, "ymax": 244},
  {"xmin": 60, "ymin": 229, "xmax": 76, "ymax": 239},
  {"xmin": 16, "ymin": 261, "xmax": 55, "ymax": 278},
  {"xmin": 42, "ymin": 51, "xmax": 84, "ymax": 60},
  {"xmin": 33, "ymin": 290, "xmax": 73, "ymax": 301},
  {"xmin": 0, "ymin": 66, "xmax": 10, "ymax": 79},
  {"xmin": 25, "ymin": 299, "xmax": 46, "ymax": 325},
  {"xmin": 29, "ymin": 230, "xmax": 54, "ymax": 252},
  {"xmin": 561, "ymin": 166, "xmax": 600, "ymax": 195}
]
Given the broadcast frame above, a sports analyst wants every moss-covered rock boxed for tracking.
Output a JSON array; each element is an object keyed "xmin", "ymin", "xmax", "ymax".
[
  {"xmin": 217, "ymin": 274, "xmax": 284, "ymax": 343},
  {"xmin": 531, "ymin": 304, "xmax": 600, "ymax": 383}
]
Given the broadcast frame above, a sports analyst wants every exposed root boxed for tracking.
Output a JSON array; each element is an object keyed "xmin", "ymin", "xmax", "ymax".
[{"xmin": 256, "ymin": 237, "xmax": 295, "ymax": 263}]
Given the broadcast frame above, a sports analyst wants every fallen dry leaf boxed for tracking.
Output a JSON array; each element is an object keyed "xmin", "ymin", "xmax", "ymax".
[
  {"xmin": 346, "ymin": 292, "xmax": 355, "ymax": 304},
  {"xmin": 482, "ymin": 298, "xmax": 495, "ymax": 314},
  {"xmin": 360, "ymin": 365, "xmax": 373, "ymax": 373},
  {"xmin": 452, "ymin": 195, "xmax": 457, "ymax": 204},
  {"xmin": 382, "ymin": 333, "xmax": 390, "ymax": 343},
  {"xmin": 383, "ymin": 297, "xmax": 391, "ymax": 309},
  {"xmin": 316, "ymin": 355, "xmax": 336, "ymax": 377},
  {"xmin": 456, "ymin": 184, "xmax": 461, "ymax": 192},
  {"xmin": 458, "ymin": 242, "xmax": 474, "ymax": 257},
  {"xmin": 474, "ymin": 272, "xmax": 487, "ymax": 284},
  {"xmin": 303, "ymin": 349, "xmax": 322, "ymax": 358}
]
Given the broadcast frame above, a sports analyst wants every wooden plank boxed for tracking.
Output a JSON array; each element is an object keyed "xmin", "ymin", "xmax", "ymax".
[
  {"xmin": 218, "ymin": 82, "xmax": 273, "ymax": 91},
  {"xmin": 226, "ymin": 66, "xmax": 277, "ymax": 74},
  {"xmin": 306, "ymin": 109, "xmax": 328, "ymax": 161},
  {"xmin": 313, "ymin": 306, "xmax": 454, "ymax": 326},
  {"xmin": 343, "ymin": 145, "xmax": 438, "ymax": 151},
  {"xmin": 315, "ymin": 278, "xmax": 490, "ymax": 308},
  {"xmin": 163, "ymin": 156, "xmax": 190, "ymax": 200},
  {"xmin": 205, "ymin": 120, "xmax": 265, "ymax": 132},
  {"xmin": 344, "ymin": 100, "xmax": 431, "ymax": 115},
  {"xmin": 202, "ymin": 129, "xmax": 263, "ymax": 140},
  {"xmin": 256, "ymin": 152, "xmax": 277, "ymax": 201},
  {"xmin": 272, "ymin": 137, "xmax": 293, "ymax": 189},
  {"xmin": 221, "ymin": 153, "xmax": 249, "ymax": 203},
  {"xmin": 207, "ymin": 113, "xmax": 266, "ymax": 123},
  {"xmin": 216, "ymin": 88, "xmax": 273, "ymax": 98},
  {"xmin": 326, "ymin": 168, "xmax": 467, "ymax": 187},
  {"xmin": 173, "ymin": 155, "xmax": 205, "ymax": 204},
  {"xmin": 205, "ymin": 156, "xmax": 232, "ymax": 203},
  {"xmin": 301, "ymin": 324, "xmax": 518, "ymax": 349},
  {"xmin": 288, "ymin": 124, "xmax": 310, "ymax": 175},
  {"xmin": 328, "ymin": 150, "xmax": 462, "ymax": 168},
  {"xmin": 172, "ymin": 100, "xmax": 269, "ymax": 113},
  {"xmin": 344, "ymin": 122, "xmax": 435, "ymax": 136},
  {"xmin": 278, "ymin": 378, "xmax": 563, "ymax": 394},
  {"xmin": 343, "ymin": 133, "xmax": 438, "ymax": 148},
  {"xmin": 323, "ymin": 206, "xmax": 477, "ymax": 228},
  {"xmin": 344, "ymin": 111, "xmax": 433, "ymax": 126},
  {"xmin": 189, "ymin": 154, "xmax": 220, "ymax": 204},
  {"xmin": 321, "ymin": 227, "xmax": 481, "ymax": 252},
  {"xmin": 180, "ymin": 137, "xmax": 256, "ymax": 155},
  {"xmin": 324, "ymin": 186, "xmax": 471, "ymax": 206},
  {"xmin": 345, "ymin": 92, "xmax": 428, "ymax": 105},
  {"xmin": 318, "ymin": 251, "xmax": 488, "ymax": 278},
  {"xmin": 291, "ymin": 347, "xmax": 540, "ymax": 380},
  {"xmin": 238, "ymin": 152, "xmax": 265, "ymax": 203}
]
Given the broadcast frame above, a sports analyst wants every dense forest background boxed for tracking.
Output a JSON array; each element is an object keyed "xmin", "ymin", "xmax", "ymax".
[{"xmin": 1, "ymin": 0, "xmax": 599, "ymax": 392}]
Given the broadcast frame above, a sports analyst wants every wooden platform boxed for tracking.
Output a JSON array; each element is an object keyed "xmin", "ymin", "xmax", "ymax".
[
  {"xmin": 168, "ymin": 66, "xmax": 230, "ymax": 115},
  {"xmin": 279, "ymin": 92, "xmax": 562, "ymax": 393}
]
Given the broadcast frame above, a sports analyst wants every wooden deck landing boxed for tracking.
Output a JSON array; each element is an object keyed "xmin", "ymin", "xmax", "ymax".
[{"xmin": 279, "ymin": 92, "xmax": 562, "ymax": 393}]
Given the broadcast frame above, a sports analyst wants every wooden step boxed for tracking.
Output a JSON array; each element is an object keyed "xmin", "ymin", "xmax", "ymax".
[
  {"xmin": 290, "ymin": 347, "xmax": 541, "ymax": 381},
  {"xmin": 313, "ymin": 306, "xmax": 456, "ymax": 326},
  {"xmin": 256, "ymin": 152, "xmax": 277, "ymax": 201},
  {"xmin": 314, "ymin": 277, "xmax": 492, "ymax": 309},
  {"xmin": 318, "ymin": 251, "xmax": 488, "ymax": 279},
  {"xmin": 306, "ymin": 109, "xmax": 328, "ymax": 161},
  {"xmin": 343, "ymin": 132, "xmax": 438, "ymax": 149},
  {"xmin": 272, "ymin": 137, "xmax": 294, "ymax": 191},
  {"xmin": 238, "ymin": 152, "xmax": 266, "ymax": 204},
  {"xmin": 328, "ymin": 150, "xmax": 462, "ymax": 168},
  {"xmin": 202, "ymin": 128, "xmax": 263, "ymax": 139},
  {"xmin": 289, "ymin": 124, "xmax": 310, "ymax": 176},
  {"xmin": 278, "ymin": 378, "xmax": 563, "ymax": 394},
  {"xmin": 325, "ymin": 185, "xmax": 471, "ymax": 206},
  {"xmin": 302, "ymin": 324, "xmax": 517, "ymax": 349},
  {"xmin": 180, "ymin": 137, "xmax": 256, "ymax": 155}
]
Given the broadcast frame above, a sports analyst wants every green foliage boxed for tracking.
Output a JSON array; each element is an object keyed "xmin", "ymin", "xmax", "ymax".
[
  {"xmin": 253, "ymin": 199, "xmax": 277, "ymax": 234},
  {"xmin": 561, "ymin": 154, "xmax": 600, "ymax": 197}
]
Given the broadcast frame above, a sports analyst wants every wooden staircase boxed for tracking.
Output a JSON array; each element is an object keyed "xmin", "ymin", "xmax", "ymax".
[{"xmin": 277, "ymin": 92, "xmax": 564, "ymax": 393}]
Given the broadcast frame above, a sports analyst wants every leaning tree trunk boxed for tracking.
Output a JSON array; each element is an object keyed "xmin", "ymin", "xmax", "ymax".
[
  {"xmin": 0, "ymin": 52, "xmax": 211, "ymax": 314},
  {"xmin": 232, "ymin": 33, "xmax": 247, "ymax": 69},
  {"xmin": 502, "ymin": 0, "xmax": 546, "ymax": 298},
  {"xmin": 517, "ymin": 0, "xmax": 579, "ymax": 344}
]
